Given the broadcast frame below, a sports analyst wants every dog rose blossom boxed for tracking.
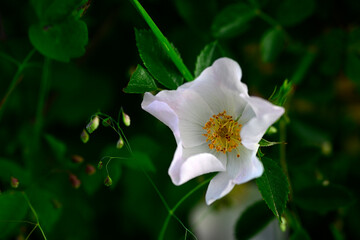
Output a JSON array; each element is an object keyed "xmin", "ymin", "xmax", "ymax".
[{"xmin": 141, "ymin": 58, "xmax": 284, "ymax": 204}]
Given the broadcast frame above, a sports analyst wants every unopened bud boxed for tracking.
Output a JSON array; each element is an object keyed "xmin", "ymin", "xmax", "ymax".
[
  {"xmin": 10, "ymin": 176, "xmax": 19, "ymax": 188},
  {"xmin": 102, "ymin": 117, "xmax": 111, "ymax": 127},
  {"xmin": 267, "ymin": 126, "xmax": 278, "ymax": 135},
  {"xmin": 104, "ymin": 176, "xmax": 112, "ymax": 187},
  {"xmin": 280, "ymin": 216, "xmax": 287, "ymax": 232},
  {"xmin": 80, "ymin": 129, "xmax": 89, "ymax": 143},
  {"xmin": 71, "ymin": 154, "xmax": 84, "ymax": 164},
  {"xmin": 116, "ymin": 137, "xmax": 124, "ymax": 149},
  {"xmin": 69, "ymin": 174, "xmax": 81, "ymax": 189},
  {"xmin": 85, "ymin": 164, "xmax": 96, "ymax": 175},
  {"xmin": 122, "ymin": 111, "xmax": 131, "ymax": 127},
  {"xmin": 98, "ymin": 161, "xmax": 103, "ymax": 169},
  {"xmin": 86, "ymin": 116, "xmax": 100, "ymax": 134}
]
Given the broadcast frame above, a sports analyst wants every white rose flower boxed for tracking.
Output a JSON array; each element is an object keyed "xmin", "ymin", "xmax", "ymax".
[{"xmin": 141, "ymin": 58, "xmax": 284, "ymax": 205}]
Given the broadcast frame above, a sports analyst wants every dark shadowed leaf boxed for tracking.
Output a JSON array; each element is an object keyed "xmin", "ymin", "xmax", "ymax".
[
  {"xmin": 0, "ymin": 158, "xmax": 31, "ymax": 186},
  {"xmin": 194, "ymin": 41, "xmax": 223, "ymax": 77},
  {"xmin": 211, "ymin": 3, "xmax": 256, "ymax": 38},
  {"xmin": 235, "ymin": 200, "xmax": 274, "ymax": 240},
  {"xmin": 256, "ymin": 157, "xmax": 289, "ymax": 221},
  {"xmin": 346, "ymin": 53, "xmax": 360, "ymax": 85},
  {"xmin": 294, "ymin": 185, "xmax": 354, "ymax": 214},
  {"xmin": 29, "ymin": 17, "xmax": 88, "ymax": 62},
  {"xmin": 124, "ymin": 64, "xmax": 158, "ymax": 93},
  {"xmin": 0, "ymin": 191, "xmax": 28, "ymax": 239},
  {"xmin": 276, "ymin": 0, "xmax": 315, "ymax": 27},
  {"xmin": 45, "ymin": 134, "xmax": 67, "ymax": 162},
  {"xmin": 260, "ymin": 28, "xmax": 285, "ymax": 62},
  {"xmin": 135, "ymin": 29, "xmax": 183, "ymax": 89}
]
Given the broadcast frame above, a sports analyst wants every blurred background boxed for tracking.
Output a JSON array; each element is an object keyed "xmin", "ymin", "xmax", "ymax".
[{"xmin": 0, "ymin": 0, "xmax": 359, "ymax": 239}]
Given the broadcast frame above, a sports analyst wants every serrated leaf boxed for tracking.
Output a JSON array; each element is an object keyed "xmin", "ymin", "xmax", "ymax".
[
  {"xmin": 259, "ymin": 138, "xmax": 282, "ymax": 147},
  {"xmin": 276, "ymin": 0, "xmax": 315, "ymax": 27},
  {"xmin": 29, "ymin": 17, "xmax": 88, "ymax": 62},
  {"xmin": 0, "ymin": 191, "xmax": 28, "ymax": 239},
  {"xmin": 124, "ymin": 64, "xmax": 158, "ymax": 93},
  {"xmin": 294, "ymin": 185, "xmax": 354, "ymax": 214},
  {"xmin": 260, "ymin": 28, "xmax": 285, "ymax": 62},
  {"xmin": 0, "ymin": 158, "xmax": 31, "ymax": 186},
  {"xmin": 135, "ymin": 29, "xmax": 183, "ymax": 89},
  {"xmin": 194, "ymin": 41, "xmax": 223, "ymax": 77},
  {"xmin": 235, "ymin": 200, "xmax": 274, "ymax": 240},
  {"xmin": 256, "ymin": 157, "xmax": 289, "ymax": 221},
  {"xmin": 211, "ymin": 3, "xmax": 256, "ymax": 38}
]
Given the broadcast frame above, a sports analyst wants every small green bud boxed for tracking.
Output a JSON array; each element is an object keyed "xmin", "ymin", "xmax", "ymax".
[
  {"xmin": 86, "ymin": 116, "xmax": 100, "ymax": 134},
  {"xmin": 122, "ymin": 111, "xmax": 131, "ymax": 127},
  {"xmin": 71, "ymin": 154, "xmax": 84, "ymax": 163},
  {"xmin": 280, "ymin": 216, "xmax": 287, "ymax": 232},
  {"xmin": 104, "ymin": 176, "xmax": 112, "ymax": 187},
  {"xmin": 80, "ymin": 129, "xmax": 89, "ymax": 143},
  {"xmin": 10, "ymin": 176, "xmax": 19, "ymax": 188},
  {"xmin": 266, "ymin": 126, "xmax": 278, "ymax": 135},
  {"xmin": 98, "ymin": 161, "xmax": 103, "ymax": 169},
  {"xmin": 102, "ymin": 117, "xmax": 112, "ymax": 127},
  {"xmin": 116, "ymin": 137, "xmax": 124, "ymax": 149},
  {"xmin": 69, "ymin": 174, "xmax": 81, "ymax": 189},
  {"xmin": 85, "ymin": 164, "xmax": 96, "ymax": 175}
]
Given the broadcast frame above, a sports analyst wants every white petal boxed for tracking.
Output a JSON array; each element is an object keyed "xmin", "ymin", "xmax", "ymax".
[
  {"xmin": 205, "ymin": 172, "xmax": 235, "ymax": 205},
  {"xmin": 241, "ymin": 96, "xmax": 284, "ymax": 150},
  {"xmin": 169, "ymin": 142, "xmax": 227, "ymax": 185},
  {"xmin": 141, "ymin": 92, "xmax": 180, "ymax": 142}
]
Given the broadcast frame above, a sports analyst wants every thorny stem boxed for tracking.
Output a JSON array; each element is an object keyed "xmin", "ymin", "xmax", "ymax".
[{"xmin": 0, "ymin": 48, "xmax": 36, "ymax": 121}]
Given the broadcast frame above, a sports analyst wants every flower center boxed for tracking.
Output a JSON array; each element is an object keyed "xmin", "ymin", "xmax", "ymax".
[{"xmin": 203, "ymin": 110, "xmax": 242, "ymax": 156}]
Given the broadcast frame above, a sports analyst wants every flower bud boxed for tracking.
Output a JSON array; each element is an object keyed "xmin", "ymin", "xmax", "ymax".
[
  {"xmin": 116, "ymin": 137, "xmax": 124, "ymax": 149},
  {"xmin": 71, "ymin": 154, "xmax": 84, "ymax": 164},
  {"xmin": 98, "ymin": 161, "xmax": 103, "ymax": 169},
  {"xmin": 102, "ymin": 117, "xmax": 111, "ymax": 127},
  {"xmin": 104, "ymin": 176, "xmax": 112, "ymax": 187},
  {"xmin": 122, "ymin": 111, "xmax": 131, "ymax": 127},
  {"xmin": 86, "ymin": 116, "xmax": 100, "ymax": 134},
  {"xmin": 69, "ymin": 174, "xmax": 81, "ymax": 189},
  {"xmin": 85, "ymin": 164, "xmax": 96, "ymax": 175},
  {"xmin": 80, "ymin": 129, "xmax": 89, "ymax": 143},
  {"xmin": 10, "ymin": 176, "xmax": 19, "ymax": 188}
]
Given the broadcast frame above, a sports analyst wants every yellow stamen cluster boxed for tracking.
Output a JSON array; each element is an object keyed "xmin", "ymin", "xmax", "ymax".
[{"xmin": 203, "ymin": 111, "xmax": 242, "ymax": 157}]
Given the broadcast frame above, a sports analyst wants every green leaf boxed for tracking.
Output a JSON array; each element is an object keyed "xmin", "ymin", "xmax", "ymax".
[
  {"xmin": 256, "ymin": 157, "xmax": 289, "ymax": 221},
  {"xmin": 211, "ymin": 3, "xmax": 256, "ymax": 38},
  {"xmin": 194, "ymin": 41, "xmax": 223, "ymax": 77},
  {"xmin": 345, "ymin": 53, "xmax": 360, "ymax": 85},
  {"xmin": 44, "ymin": 134, "xmax": 67, "ymax": 161},
  {"xmin": 31, "ymin": 0, "xmax": 86, "ymax": 22},
  {"xmin": 276, "ymin": 0, "xmax": 315, "ymax": 27},
  {"xmin": 259, "ymin": 138, "xmax": 282, "ymax": 147},
  {"xmin": 260, "ymin": 28, "xmax": 285, "ymax": 62},
  {"xmin": 294, "ymin": 185, "xmax": 354, "ymax": 214},
  {"xmin": 0, "ymin": 191, "xmax": 28, "ymax": 239},
  {"xmin": 124, "ymin": 151, "xmax": 155, "ymax": 172},
  {"xmin": 235, "ymin": 200, "xmax": 275, "ymax": 240},
  {"xmin": 269, "ymin": 79, "xmax": 293, "ymax": 106},
  {"xmin": 124, "ymin": 64, "xmax": 158, "ymax": 93},
  {"xmin": 81, "ymin": 169, "xmax": 103, "ymax": 195},
  {"xmin": 0, "ymin": 158, "xmax": 31, "ymax": 186},
  {"xmin": 26, "ymin": 187, "xmax": 62, "ymax": 232},
  {"xmin": 29, "ymin": 17, "xmax": 88, "ymax": 62},
  {"xmin": 135, "ymin": 29, "xmax": 184, "ymax": 89}
]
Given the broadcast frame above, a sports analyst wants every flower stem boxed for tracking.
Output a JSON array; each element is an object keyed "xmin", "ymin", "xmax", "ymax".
[
  {"xmin": 0, "ymin": 48, "xmax": 36, "ymax": 121},
  {"xmin": 131, "ymin": 0, "xmax": 194, "ymax": 82}
]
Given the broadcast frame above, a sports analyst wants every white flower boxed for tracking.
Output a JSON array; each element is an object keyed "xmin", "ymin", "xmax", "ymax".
[{"xmin": 141, "ymin": 58, "xmax": 284, "ymax": 205}]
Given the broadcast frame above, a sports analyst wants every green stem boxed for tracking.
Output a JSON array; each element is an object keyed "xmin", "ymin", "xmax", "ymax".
[
  {"xmin": 131, "ymin": 0, "xmax": 194, "ymax": 82},
  {"xmin": 0, "ymin": 48, "xmax": 36, "ymax": 121},
  {"xmin": 35, "ymin": 57, "xmax": 51, "ymax": 143},
  {"xmin": 0, "ymin": 51, "xmax": 20, "ymax": 66},
  {"xmin": 158, "ymin": 178, "xmax": 212, "ymax": 240}
]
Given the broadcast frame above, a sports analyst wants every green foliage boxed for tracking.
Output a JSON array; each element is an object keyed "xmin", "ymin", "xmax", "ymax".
[
  {"xmin": 0, "ymin": 191, "xmax": 28, "ymax": 239},
  {"xmin": 259, "ymin": 138, "xmax": 282, "ymax": 147},
  {"xmin": 0, "ymin": 158, "xmax": 31, "ymax": 186},
  {"xmin": 260, "ymin": 28, "xmax": 285, "ymax": 62},
  {"xmin": 256, "ymin": 157, "xmax": 289, "ymax": 221},
  {"xmin": 194, "ymin": 41, "xmax": 223, "ymax": 77},
  {"xmin": 124, "ymin": 64, "xmax": 158, "ymax": 93},
  {"xmin": 294, "ymin": 185, "xmax": 354, "ymax": 214},
  {"xmin": 135, "ymin": 29, "xmax": 184, "ymax": 89},
  {"xmin": 276, "ymin": 0, "xmax": 315, "ymax": 27},
  {"xmin": 269, "ymin": 79, "xmax": 293, "ymax": 106},
  {"xmin": 45, "ymin": 134, "xmax": 67, "ymax": 162},
  {"xmin": 346, "ymin": 53, "xmax": 360, "ymax": 85},
  {"xmin": 211, "ymin": 3, "xmax": 256, "ymax": 38},
  {"xmin": 290, "ymin": 228, "xmax": 311, "ymax": 240},
  {"xmin": 235, "ymin": 200, "xmax": 274, "ymax": 240},
  {"xmin": 31, "ymin": 0, "xmax": 85, "ymax": 22}
]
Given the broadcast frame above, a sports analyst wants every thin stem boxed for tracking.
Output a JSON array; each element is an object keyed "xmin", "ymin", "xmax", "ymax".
[
  {"xmin": 158, "ymin": 178, "xmax": 212, "ymax": 240},
  {"xmin": 131, "ymin": 0, "xmax": 194, "ymax": 82},
  {"xmin": 0, "ymin": 51, "xmax": 20, "ymax": 66},
  {"xmin": 34, "ymin": 57, "xmax": 51, "ymax": 142},
  {"xmin": 25, "ymin": 224, "xmax": 38, "ymax": 240},
  {"xmin": 0, "ymin": 48, "xmax": 36, "ymax": 121}
]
